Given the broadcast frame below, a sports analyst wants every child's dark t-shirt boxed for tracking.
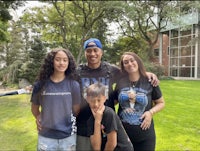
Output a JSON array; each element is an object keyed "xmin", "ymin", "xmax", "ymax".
[{"xmin": 87, "ymin": 106, "xmax": 134, "ymax": 151}]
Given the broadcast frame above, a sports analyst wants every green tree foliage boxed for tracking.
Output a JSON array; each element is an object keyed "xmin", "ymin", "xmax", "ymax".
[
  {"xmin": 7, "ymin": 22, "xmax": 24, "ymax": 64},
  {"xmin": 19, "ymin": 38, "xmax": 47, "ymax": 83},
  {"xmin": 1, "ymin": 1, "xmax": 199, "ymax": 86},
  {"xmin": 0, "ymin": 20, "xmax": 29, "ymax": 84},
  {"xmin": 20, "ymin": 1, "xmax": 123, "ymax": 64},
  {"xmin": 107, "ymin": 36, "xmax": 148, "ymax": 65},
  {"xmin": 112, "ymin": 1, "xmax": 200, "ymax": 60},
  {"xmin": 0, "ymin": 0, "xmax": 25, "ymax": 42},
  {"xmin": 111, "ymin": 1, "xmax": 178, "ymax": 59}
]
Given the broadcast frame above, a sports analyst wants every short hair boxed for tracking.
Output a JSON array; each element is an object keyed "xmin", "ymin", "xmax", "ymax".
[
  {"xmin": 83, "ymin": 38, "xmax": 102, "ymax": 50},
  {"xmin": 86, "ymin": 82, "xmax": 106, "ymax": 97}
]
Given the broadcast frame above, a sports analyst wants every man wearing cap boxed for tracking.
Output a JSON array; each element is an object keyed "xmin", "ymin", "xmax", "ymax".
[{"xmin": 76, "ymin": 38, "xmax": 158, "ymax": 150}]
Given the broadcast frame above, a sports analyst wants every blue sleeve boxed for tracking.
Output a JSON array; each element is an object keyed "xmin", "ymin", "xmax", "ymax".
[{"xmin": 30, "ymin": 81, "xmax": 41, "ymax": 105}]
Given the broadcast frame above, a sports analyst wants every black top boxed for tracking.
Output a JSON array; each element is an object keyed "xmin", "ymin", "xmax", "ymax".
[
  {"xmin": 76, "ymin": 61, "xmax": 121, "ymax": 136},
  {"xmin": 87, "ymin": 106, "xmax": 134, "ymax": 151},
  {"xmin": 116, "ymin": 75, "xmax": 162, "ymax": 142}
]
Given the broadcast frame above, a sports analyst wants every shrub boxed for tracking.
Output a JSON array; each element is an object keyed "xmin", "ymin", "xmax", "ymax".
[
  {"xmin": 145, "ymin": 62, "xmax": 165, "ymax": 78},
  {"xmin": 159, "ymin": 76, "xmax": 175, "ymax": 80}
]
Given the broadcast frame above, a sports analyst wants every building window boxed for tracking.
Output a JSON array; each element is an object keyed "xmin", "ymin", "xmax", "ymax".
[
  {"xmin": 168, "ymin": 47, "xmax": 170, "ymax": 55},
  {"xmin": 154, "ymin": 48, "xmax": 159, "ymax": 57},
  {"xmin": 171, "ymin": 29, "xmax": 178, "ymax": 38},
  {"xmin": 171, "ymin": 38, "xmax": 178, "ymax": 47},
  {"xmin": 169, "ymin": 25, "xmax": 195, "ymax": 78},
  {"xmin": 171, "ymin": 48, "xmax": 178, "ymax": 57},
  {"xmin": 180, "ymin": 29, "xmax": 191, "ymax": 36}
]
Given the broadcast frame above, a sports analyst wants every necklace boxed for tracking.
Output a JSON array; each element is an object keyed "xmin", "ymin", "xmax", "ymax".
[{"xmin": 130, "ymin": 80, "xmax": 138, "ymax": 88}]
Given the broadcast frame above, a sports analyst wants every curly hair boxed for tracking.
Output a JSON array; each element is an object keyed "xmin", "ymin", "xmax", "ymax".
[{"xmin": 37, "ymin": 48, "xmax": 77, "ymax": 82}]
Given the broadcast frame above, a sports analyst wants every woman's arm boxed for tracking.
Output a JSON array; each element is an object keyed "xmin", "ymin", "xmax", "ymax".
[
  {"xmin": 31, "ymin": 103, "xmax": 40, "ymax": 118},
  {"xmin": 31, "ymin": 103, "xmax": 41, "ymax": 131},
  {"xmin": 104, "ymin": 130, "xmax": 117, "ymax": 151},
  {"xmin": 149, "ymin": 96, "xmax": 165, "ymax": 116},
  {"xmin": 141, "ymin": 96, "xmax": 165, "ymax": 130},
  {"xmin": 73, "ymin": 104, "xmax": 80, "ymax": 117}
]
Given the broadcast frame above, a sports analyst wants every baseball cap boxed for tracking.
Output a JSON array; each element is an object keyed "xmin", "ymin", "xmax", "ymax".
[{"xmin": 83, "ymin": 38, "xmax": 102, "ymax": 50}]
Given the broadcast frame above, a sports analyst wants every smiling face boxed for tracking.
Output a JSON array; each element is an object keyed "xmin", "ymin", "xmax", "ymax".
[
  {"xmin": 53, "ymin": 50, "xmax": 69, "ymax": 73},
  {"xmin": 122, "ymin": 54, "xmax": 139, "ymax": 74},
  {"xmin": 85, "ymin": 42, "xmax": 103, "ymax": 69}
]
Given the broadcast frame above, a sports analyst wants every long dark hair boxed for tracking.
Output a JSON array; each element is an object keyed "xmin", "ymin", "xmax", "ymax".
[
  {"xmin": 37, "ymin": 48, "xmax": 77, "ymax": 81},
  {"xmin": 120, "ymin": 51, "xmax": 147, "ymax": 80}
]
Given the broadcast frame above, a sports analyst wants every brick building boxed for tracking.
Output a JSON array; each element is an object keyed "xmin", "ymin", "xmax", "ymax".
[{"xmin": 153, "ymin": 7, "xmax": 200, "ymax": 79}]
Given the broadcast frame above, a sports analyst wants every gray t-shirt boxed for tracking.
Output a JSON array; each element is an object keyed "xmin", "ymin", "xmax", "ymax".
[{"xmin": 31, "ymin": 78, "xmax": 81, "ymax": 139}]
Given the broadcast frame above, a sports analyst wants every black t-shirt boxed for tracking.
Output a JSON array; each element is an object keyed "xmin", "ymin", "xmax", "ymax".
[
  {"xmin": 76, "ymin": 61, "xmax": 121, "ymax": 136},
  {"xmin": 87, "ymin": 106, "xmax": 134, "ymax": 151},
  {"xmin": 116, "ymin": 75, "xmax": 162, "ymax": 142}
]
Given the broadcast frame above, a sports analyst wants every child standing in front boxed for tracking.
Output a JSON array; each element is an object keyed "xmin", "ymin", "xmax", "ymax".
[{"xmin": 85, "ymin": 82, "xmax": 134, "ymax": 151}]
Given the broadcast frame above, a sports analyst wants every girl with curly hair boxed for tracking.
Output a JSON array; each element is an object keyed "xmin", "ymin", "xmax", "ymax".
[{"xmin": 30, "ymin": 48, "xmax": 81, "ymax": 151}]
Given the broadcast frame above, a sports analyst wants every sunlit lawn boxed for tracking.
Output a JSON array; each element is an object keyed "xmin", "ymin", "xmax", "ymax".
[
  {"xmin": 0, "ymin": 94, "xmax": 37, "ymax": 150},
  {"xmin": 0, "ymin": 80, "xmax": 200, "ymax": 150},
  {"xmin": 155, "ymin": 80, "xmax": 200, "ymax": 150}
]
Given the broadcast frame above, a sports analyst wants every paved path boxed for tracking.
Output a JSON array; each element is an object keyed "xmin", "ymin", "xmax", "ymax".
[{"xmin": 0, "ymin": 88, "xmax": 16, "ymax": 93}]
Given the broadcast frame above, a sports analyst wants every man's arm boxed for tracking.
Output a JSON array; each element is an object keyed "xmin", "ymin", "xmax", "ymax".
[
  {"xmin": 104, "ymin": 130, "xmax": 117, "ymax": 151},
  {"xmin": 146, "ymin": 72, "xmax": 159, "ymax": 87}
]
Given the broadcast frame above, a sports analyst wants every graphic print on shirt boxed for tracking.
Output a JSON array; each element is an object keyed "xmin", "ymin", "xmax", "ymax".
[
  {"xmin": 39, "ymin": 81, "xmax": 75, "ymax": 135},
  {"xmin": 81, "ymin": 77, "xmax": 109, "ymax": 99},
  {"xmin": 118, "ymin": 86, "xmax": 148, "ymax": 125}
]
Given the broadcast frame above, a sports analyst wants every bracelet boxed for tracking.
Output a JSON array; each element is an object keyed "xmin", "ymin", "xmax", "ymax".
[{"xmin": 149, "ymin": 109, "xmax": 154, "ymax": 116}]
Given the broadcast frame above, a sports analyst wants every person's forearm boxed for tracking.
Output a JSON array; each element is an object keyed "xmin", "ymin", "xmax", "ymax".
[
  {"xmin": 31, "ymin": 103, "xmax": 42, "ymax": 131},
  {"xmin": 104, "ymin": 131, "xmax": 117, "ymax": 151},
  {"xmin": 149, "ymin": 97, "xmax": 165, "ymax": 116},
  {"xmin": 104, "ymin": 142, "xmax": 116, "ymax": 151},
  {"xmin": 91, "ymin": 120, "xmax": 101, "ymax": 150},
  {"xmin": 73, "ymin": 104, "xmax": 80, "ymax": 117},
  {"xmin": 31, "ymin": 104, "xmax": 40, "ymax": 118},
  {"xmin": 146, "ymin": 72, "xmax": 159, "ymax": 87}
]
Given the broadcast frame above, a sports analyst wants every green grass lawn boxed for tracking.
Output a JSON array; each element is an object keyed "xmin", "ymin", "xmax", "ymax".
[
  {"xmin": 0, "ymin": 94, "xmax": 37, "ymax": 150},
  {"xmin": 155, "ymin": 80, "xmax": 200, "ymax": 151},
  {"xmin": 0, "ymin": 80, "xmax": 200, "ymax": 150}
]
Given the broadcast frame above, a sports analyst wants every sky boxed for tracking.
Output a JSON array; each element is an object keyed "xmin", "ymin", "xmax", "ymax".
[{"xmin": 11, "ymin": 1, "xmax": 46, "ymax": 20}]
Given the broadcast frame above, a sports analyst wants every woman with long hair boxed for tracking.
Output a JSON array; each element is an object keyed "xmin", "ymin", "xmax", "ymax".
[
  {"xmin": 116, "ymin": 52, "xmax": 165, "ymax": 151},
  {"xmin": 31, "ymin": 48, "xmax": 81, "ymax": 151}
]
